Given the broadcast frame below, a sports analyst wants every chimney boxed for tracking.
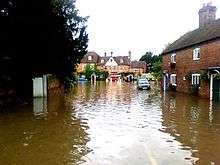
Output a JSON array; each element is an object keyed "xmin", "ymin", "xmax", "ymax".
[
  {"xmin": 199, "ymin": 3, "xmax": 217, "ymax": 28},
  {"xmin": 128, "ymin": 51, "xmax": 131, "ymax": 60},
  {"xmin": 110, "ymin": 51, "xmax": 113, "ymax": 57},
  {"xmin": 104, "ymin": 52, "xmax": 107, "ymax": 57}
]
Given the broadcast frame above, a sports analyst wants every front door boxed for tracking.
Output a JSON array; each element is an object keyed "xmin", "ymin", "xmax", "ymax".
[{"xmin": 213, "ymin": 78, "xmax": 220, "ymax": 101}]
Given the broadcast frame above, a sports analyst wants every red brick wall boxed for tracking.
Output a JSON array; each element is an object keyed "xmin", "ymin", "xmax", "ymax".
[{"xmin": 162, "ymin": 39, "xmax": 220, "ymax": 98}]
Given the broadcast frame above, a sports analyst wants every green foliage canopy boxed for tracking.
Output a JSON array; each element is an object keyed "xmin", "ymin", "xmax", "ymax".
[
  {"xmin": 139, "ymin": 51, "xmax": 162, "ymax": 66},
  {"xmin": 0, "ymin": 0, "xmax": 88, "ymax": 98},
  {"xmin": 0, "ymin": 0, "xmax": 88, "ymax": 78}
]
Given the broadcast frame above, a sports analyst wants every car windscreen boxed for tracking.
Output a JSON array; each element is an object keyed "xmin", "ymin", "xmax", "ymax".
[{"xmin": 138, "ymin": 79, "xmax": 148, "ymax": 83}]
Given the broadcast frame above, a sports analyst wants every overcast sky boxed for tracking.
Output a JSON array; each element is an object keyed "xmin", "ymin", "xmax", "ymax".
[{"xmin": 76, "ymin": 0, "xmax": 220, "ymax": 60}]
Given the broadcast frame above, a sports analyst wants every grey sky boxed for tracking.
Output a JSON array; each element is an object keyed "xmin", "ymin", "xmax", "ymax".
[{"xmin": 76, "ymin": 0, "xmax": 220, "ymax": 60}]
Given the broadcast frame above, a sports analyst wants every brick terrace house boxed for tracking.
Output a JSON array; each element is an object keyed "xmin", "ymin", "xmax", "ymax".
[
  {"xmin": 130, "ymin": 61, "xmax": 146, "ymax": 76},
  {"xmin": 77, "ymin": 51, "xmax": 145, "ymax": 75},
  {"xmin": 162, "ymin": 4, "xmax": 220, "ymax": 101},
  {"xmin": 97, "ymin": 52, "xmax": 131, "ymax": 74},
  {"xmin": 77, "ymin": 51, "xmax": 146, "ymax": 75}
]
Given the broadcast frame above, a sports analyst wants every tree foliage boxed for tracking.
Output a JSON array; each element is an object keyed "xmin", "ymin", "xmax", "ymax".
[
  {"xmin": 139, "ymin": 51, "xmax": 162, "ymax": 80},
  {"xmin": 81, "ymin": 64, "xmax": 108, "ymax": 81},
  {"xmin": 151, "ymin": 61, "xmax": 162, "ymax": 81},
  {"xmin": 0, "ymin": 0, "xmax": 88, "ymax": 98},
  {"xmin": 139, "ymin": 52, "xmax": 162, "ymax": 66}
]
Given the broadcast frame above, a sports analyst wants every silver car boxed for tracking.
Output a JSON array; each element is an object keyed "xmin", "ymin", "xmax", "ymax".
[{"xmin": 137, "ymin": 78, "xmax": 151, "ymax": 90}]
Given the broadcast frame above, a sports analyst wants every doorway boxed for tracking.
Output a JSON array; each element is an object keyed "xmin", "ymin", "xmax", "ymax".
[{"xmin": 213, "ymin": 78, "xmax": 220, "ymax": 101}]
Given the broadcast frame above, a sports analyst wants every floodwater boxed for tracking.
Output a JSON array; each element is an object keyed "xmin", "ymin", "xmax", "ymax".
[{"xmin": 1, "ymin": 82, "xmax": 220, "ymax": 165}]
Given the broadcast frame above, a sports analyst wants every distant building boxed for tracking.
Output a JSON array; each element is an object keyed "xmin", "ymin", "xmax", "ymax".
[
  {"xmin": 77, "ymin": 51, "xmax": 100, "ymax": 72},
  {"xmin": 162, "ymin": 3, "xmax": 220, "ymax": 101},
  {"xmin": 130, "ymin": 61, "xmax": 146, "ymax": 76},
  {"xmin": 77, "ymin": 51, "xmax": 146, "ymax": 75},
  {"xmin": 98, "ymin": 54, "xmax": 131, "ymax": 74}
]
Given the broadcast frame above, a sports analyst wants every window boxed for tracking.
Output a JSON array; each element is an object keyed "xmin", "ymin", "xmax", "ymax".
[
  {"xmin": 192, "ymin": 74, "xmax": 200, "ymax": 85},
  {"xmin": 170, "ymin": 74, "xmax": 176, "ymax": 85},
  {"xmin": 120, "ymin": 58, "xmax": 123, "ymax": 63},
  {"xmin": 171, "ymin": 54, "xmax": 176, "ymax": 63},
  {"xmin": 101, "ymin": 59, "xmax": 104, "ymax": 63},
  {"xmin": 88, "ymin": 56, "xmax": 92, "ymax": 61},
  {"xmin": 193, "ymin": 48, "xmax": 200, "ymax": 60}
]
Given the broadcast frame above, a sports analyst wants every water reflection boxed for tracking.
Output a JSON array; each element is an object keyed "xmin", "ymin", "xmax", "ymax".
[
  {"xmin": 1, "ymin": 82, "xmax": 220, "ymax": 164},
  {"xmin": 71, "ymin": 82, "xmax": 194, "ymax": 164},
  {"xmin": 33, "ymin": 98, "xmax": 47, "ymax": 116},
  {"xmin": 161, "ymin": 92, "xmax": 220, "ymax": 164},
  {"xmin": 0, "ymin": 93, "xmax": 90, "ymax": 165}
]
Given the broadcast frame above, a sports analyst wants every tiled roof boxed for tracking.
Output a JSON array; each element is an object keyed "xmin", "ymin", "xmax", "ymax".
[
  {"xmin": 98, "ymin": 56, "xmax": 110, "ymax": 66},
  {"xmin": 114, "ymin": 56, "xmax": 130, "ymax": 65},
  {"xmin": 130, "ymin": 61, "xmax": 146, "ymax": 69},
  {"xmin": 80, "ymin": 51, "xmax": 100, "ymax": 63},
  {"xmin": 162, "ymin": 19, "xmax": 220, "ymax": 55}
]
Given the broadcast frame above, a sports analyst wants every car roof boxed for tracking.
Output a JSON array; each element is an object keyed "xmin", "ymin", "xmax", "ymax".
[{"xmin": 138, "ymin": 78, "xmax": 148, "ymax": 81}]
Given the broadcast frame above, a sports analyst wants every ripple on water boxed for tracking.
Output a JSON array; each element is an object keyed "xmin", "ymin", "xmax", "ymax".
[
  {"xmin": 1, "ymin": 82, "xmax": 217, "ymax": 164},
  {"xmin": 70, "ymin": 83, "xmax": 196, "ymax": 165}
]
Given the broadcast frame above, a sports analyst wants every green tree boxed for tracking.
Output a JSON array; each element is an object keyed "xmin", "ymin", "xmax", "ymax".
[
  {"xmin": 151, "ymin": 61, "xmax": 162, "ymax": 81},
  {"xmin": 139, "ymin": 52, "xmax": 153, "ymax": 64},
  {"xmin": 84, "ymin": 64, "xmax": 95, "ymax": 80},
  {"xmin": 139, "ymin": 52, "xmax": 162, "ymax": 72},
  {"xmin": 0, "ymin": 0, "xmax": 88, "ymax": 99},
  {"xmin": 82, "ymin": 64, "xmax": 108, "ymax": 81}
]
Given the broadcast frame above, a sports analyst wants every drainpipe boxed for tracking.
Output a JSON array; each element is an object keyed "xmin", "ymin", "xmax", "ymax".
[
  {"xmin": 163, "ymin": 75, "xmax": 166, "ymax": 91},
  {"xmin": 210, "ymin": 74, "xmax": 213, "ymax": 101}
]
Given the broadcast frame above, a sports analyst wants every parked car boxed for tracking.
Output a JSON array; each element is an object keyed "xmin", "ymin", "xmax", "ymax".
[
  {"xmin": 137, "ymin": 78, "xmax": 151, "ymax": 90},
  {"xmin": 78, "ymin": 75, "xmax": 87, "ymax": 81}
]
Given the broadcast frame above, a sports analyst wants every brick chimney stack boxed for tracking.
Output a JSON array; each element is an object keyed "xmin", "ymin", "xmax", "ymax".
[
  {"xmin": 128, "ymin": 51, "xmax": 131, "ymax": 60},
  {"xmin": 199, "ymin": 3, "xmax": 217, "ymax": 28},
  {"xmin": 110, "ymin": 51, "xmax": 113, "ymax": 57}
]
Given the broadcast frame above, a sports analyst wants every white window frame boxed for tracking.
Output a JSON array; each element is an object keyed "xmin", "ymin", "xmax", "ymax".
[
  {"xmin": 193, "ymin": 48, "xmax": 200, "ymax": 60},
  {"xmin": 120, "ymin": 58, "xmax": 124, "ymax": 63},
  {"xmin": 101, "ymin": 59, "xmax": 104, "ymax": 63},
  {"xmin": 171, "ymin": 53, "xmax": 176, "ymax": 63},
  {"xmin": 170, "ymin": 74, "xmax": 177, "ymax": 86},
  {"xmin": 192, "ymin": 74, "xmax": 200, "ymax": 85},
  {"xmin": 88, "ymin": 56, "xmax": 92, "ymax": 61}
]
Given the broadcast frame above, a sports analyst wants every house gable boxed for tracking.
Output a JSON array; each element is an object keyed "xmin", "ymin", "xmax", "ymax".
[{"xmin": 105, "ymin": 57, "xmax": 118, "ymax": 67}]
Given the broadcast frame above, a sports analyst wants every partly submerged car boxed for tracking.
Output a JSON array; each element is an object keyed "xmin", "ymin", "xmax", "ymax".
[{"xmin": 137, "ymin": 78, "xmax": 151, "ymax": 90}]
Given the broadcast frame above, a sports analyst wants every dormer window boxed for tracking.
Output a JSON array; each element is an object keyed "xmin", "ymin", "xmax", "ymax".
[
  {"xmin": 101, "ymin": 59, "xmax": 104, "ymax": 63},
  {"xmin": 120, "ymin": 58, "xmax": 123, "ymax": 63},
  {"xmin": 88, "ymin": 56, "xmax": 92, "ymax": 61},
  {"xmin": 171, "ymin": 54, "xmax": 176, "ymax": 63},
  {"xmin": 193, "ymin": 48, "xmax": 200, "ymax": 60}
]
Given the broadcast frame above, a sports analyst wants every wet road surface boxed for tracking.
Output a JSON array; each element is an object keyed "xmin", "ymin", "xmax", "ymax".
[{"xmin": 1, "ymin": 81, "xmax": 220, "ymax": 164}]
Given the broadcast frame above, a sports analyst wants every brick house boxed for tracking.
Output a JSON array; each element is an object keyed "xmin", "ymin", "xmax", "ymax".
[
  {"xmin": 77, "ymin": 51, "xmax": 143, "ymax": 75},
  {"xmin": 162, "ymin": 4, "xmax": 220, "ymax": 101},
  {"xmin": 97, "ymin": 54, "xmax": 131, "ymax": 74},
  {"xmin": 78, "ymin": 51, "xmax": 147, "ymax": 76},
  {"xmin": 130, "ymin": 61, "xmax": 146, "ymax": 76},
  {"xmin": 77, "ymin": 51, "xmax": 100, "ymax": 72}
]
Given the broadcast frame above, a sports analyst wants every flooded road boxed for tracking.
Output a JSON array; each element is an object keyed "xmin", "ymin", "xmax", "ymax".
[{"xmin": 1, "ymin": 82, "xmax": 220, "ymax": 164}]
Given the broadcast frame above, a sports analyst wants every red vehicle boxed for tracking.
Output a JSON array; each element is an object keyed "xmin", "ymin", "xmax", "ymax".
[{"xmin": 108, "ymin": 74, "xmax": 120, "ymax": 81}]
